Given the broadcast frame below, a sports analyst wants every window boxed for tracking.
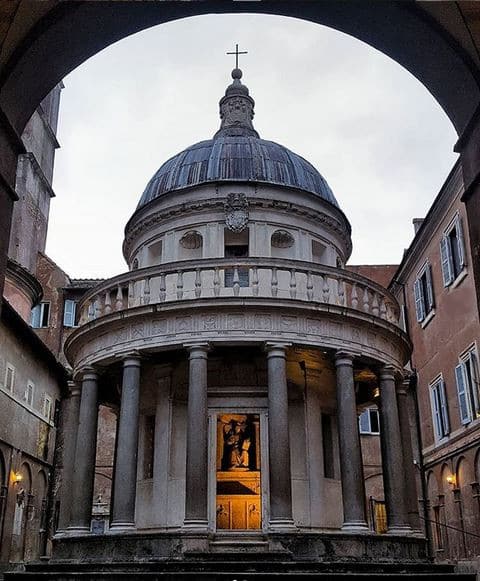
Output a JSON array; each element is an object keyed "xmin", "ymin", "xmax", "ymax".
[
  {"xmin": 455, "ymin": 346, "xmax": 480, "ymax": 424},
  {"xmin": 413, "ymin": 262, "xmax": 434, "ymax": 323},
  {"xmin": 31, "ymin": 302, "xmax": 50, "ymax": 328},
  {"xmin": 63, "ymin": 299, "xmax": 77, "ymax": 327},
  {"xmin": 4, "ymin": 363, "xmax": 15, "ymax": 391},
  {"xmin": 430, "ymin": 377, "xmax": 450, "ymax": 440},
  {"xmin": 359, "ymin": 408, "xmax": 380, "ymax": 434},
  {"xmin": 225, "ymin": 228, "xmax": 249, "ymax": 288},
  {"xmin": 24, "ymin": 380, "xmax": 34, "ymax": 406},
  {"xmin": 43, "ymin": 395, "xmax": 53, "ymax": 422},
  {"xmin": 440, "ymin": 215, "xmax": 466, "ymax": 286}
]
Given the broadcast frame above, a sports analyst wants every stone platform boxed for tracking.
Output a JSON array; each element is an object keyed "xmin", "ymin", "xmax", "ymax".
[{"xmin": 5, "ymin": 532, "xmax": 475, "ymax": 580}]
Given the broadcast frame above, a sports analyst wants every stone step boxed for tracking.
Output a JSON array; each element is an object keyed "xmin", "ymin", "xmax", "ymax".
[
  {"xmin": 4, "ymin": 558, "xmax": 476, "ymax": 581},
  {"xmin": 4, "ymin": 571, "xmax": 477, "ymax": 580}
]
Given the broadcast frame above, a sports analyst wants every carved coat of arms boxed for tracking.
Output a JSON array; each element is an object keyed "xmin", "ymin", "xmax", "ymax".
[{"xmin": 225, "ymin": 192, "xmax": 249, "ymax": 232}]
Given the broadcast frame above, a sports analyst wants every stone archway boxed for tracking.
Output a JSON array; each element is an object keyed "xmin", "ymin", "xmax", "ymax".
[{"xmin": 1, "ymin": 2, "xmax": 480, "ymax": 310}]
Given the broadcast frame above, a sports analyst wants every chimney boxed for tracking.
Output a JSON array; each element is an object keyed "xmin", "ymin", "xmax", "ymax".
[{"xmin": 413, "ymin": 218, "xmax": 424, "ymax": 235}]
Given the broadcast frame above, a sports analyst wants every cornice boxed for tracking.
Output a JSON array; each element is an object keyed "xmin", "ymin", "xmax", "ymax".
[
  {"xmin": 5, "ymin": 258, "xmax": 43, "ymax": 306},
  {"xmin": 20, "ymin": 152, "xmax": 55, "ymax": 198},
  {"xmin": 389, "ymin": 161, "xmax": 463, "ymax": 286},
  {"xmin": 123, "ymin": 197, "xmax": 352, "ymax": 260}
]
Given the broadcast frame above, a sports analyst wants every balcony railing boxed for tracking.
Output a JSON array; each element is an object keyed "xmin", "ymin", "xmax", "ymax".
[{"xmin": 78, "ymin": 258, "xmax": 400, "ymax": 327}]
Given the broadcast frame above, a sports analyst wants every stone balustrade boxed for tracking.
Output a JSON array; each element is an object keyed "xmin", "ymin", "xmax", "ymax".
[{"xmin": 77, "ymin": 259, "xmax": 400, "ymax": 327}]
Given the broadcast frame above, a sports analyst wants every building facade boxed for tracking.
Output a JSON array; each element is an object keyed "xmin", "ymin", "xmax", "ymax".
[{"xmin": 391, "ymin": 161, "xmax": 480, "ymax": 564}]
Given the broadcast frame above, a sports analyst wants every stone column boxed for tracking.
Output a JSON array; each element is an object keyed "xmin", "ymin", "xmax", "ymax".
[
  {"xmin": 335, "ymin": 352, "xmax": 369, "ymax": 532},
  {"xmin": 69, "ymin": 368, "xmax": 99, "ymax": 533},
  {"xmin": 56, "ymin": 380, "xmax": 81, "ymax": 532},
  {"xmin": 397, "ymin": 377, "xmax": 422, "ymax": 532},
  {"xmin": 183, "ymin": 343, "xmax": 209, "ymax": 530},
  {"xmin": 266, "ymin": 342, "xmax": 296, "ymax": 531},
  {"xmin": 111, "ymin": 355, "xmax": 141, "ymax": 530},
  {"xmin": 378, "ymin": 366, "xmax": 411, "ymax": 535}
]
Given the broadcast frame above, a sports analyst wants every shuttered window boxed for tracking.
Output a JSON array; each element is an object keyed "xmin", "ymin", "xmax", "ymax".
[
  {"xmin": 441, "ymin": 215, "xmax": 466, "ymax": 287},
  {"xmin": 430, "ymin": 378, "xmax": 449, "ymax": 440},
  {"xmin": 413, "ymin": 262, "xmax": 434, "ymax": 323},
  {"xmin": 455, "ymin": 346, "xmax": 480, "ymax": 424}
]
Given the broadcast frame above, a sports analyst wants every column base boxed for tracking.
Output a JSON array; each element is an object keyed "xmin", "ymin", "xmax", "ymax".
[
  {"xmin": 110, "ymin": 521, "xmax": 136, "ymax": 532},
  {"xmin": 66, "ymin": 525, "xmax": 91, "ymax": 535},
  {"xmin": 387, "ymin": 525, "xmax": 412, "ymax": 536},
  {"xmin": 268, "ymin": 518, "xmax": 297, "ymax": 532},
  {"xmin": 341, "ymin": 521, "xmax": 370, "ymax": 534},
  {"xmin": 182, "ymin": 519, "xmax": 209, "ymax": 533}
]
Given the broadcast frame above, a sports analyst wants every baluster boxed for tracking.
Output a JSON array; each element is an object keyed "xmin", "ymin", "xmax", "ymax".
[
  {"xmin": 271, "ymin": 267, "xmax": 278, "ymax": 298},
  {"xmin": 363, "ymin": 287, "xmax": 370, "ymax": 313},
  {"xmin": 143, "ymin": 277, "xmax": 151, "ymax": 305},
  {"xmin": 252, "ymin": 266, "xmax": 259, "ymax": 297},
  {"xmin": 322, "ymin": 275, "xmax": 330, "ymax": 303},
  {"xmin": 115, "ymin": 285, "xmax": 123, "ymax": 311},
  {"xmin": 128, "ymin": 280, "xmax": 135, "ymax": 307},
  {"xmin": 289, "ymin": 269, "xmax": 297, "ymax": 299},
  {"xmin": 195, "ymin": 268, "xmax": 202, "ymax": 298},
  {"xmin": 214, "ymin": 268, "xmax": 220, "ymax": 297},
  {"xmin": 176, "ymin": 270, "xmax": 184, "ymax": 300},
  {"xmin": 94, "ymin": 295, "xmax": 102, "ymax": 318},
  {"xmin": 159, "ymin": 273, "xmax": 166, "ymax": 302},
  {"xmin": 233, "ymin": 265, "xmax": 240, "ymax": 297},
  {"xmin": 104, "ymin": 290, "xmax": 112, "ymax": 314},
  {"xmin": 351, "ymin": 283, "xmax": 358, "ymax": 309},
  {"xmin": 306, "ymin": 271, "xmax": 314, "ymax": 301},
  {"xmin": 380, "ymin": 297, "xmax": 387, "ymax": 320},
  {"xmin": 372, "ymin": 292, "xmax": 379, "ymax": 316},
  {"xmin": 337, "ymin": 278, "xmax": 345, "ymax": 306}
]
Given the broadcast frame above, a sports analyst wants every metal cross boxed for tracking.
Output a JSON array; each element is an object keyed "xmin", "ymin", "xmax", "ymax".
[{"xmin": 226, "ymin": 44, "xmax": 248, "ymax": 69}]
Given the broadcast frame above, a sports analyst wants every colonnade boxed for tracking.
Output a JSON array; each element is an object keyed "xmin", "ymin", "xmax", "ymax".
[{"xmin": 58, "ymin": 344, "xmax": 417, "ymax": 536}]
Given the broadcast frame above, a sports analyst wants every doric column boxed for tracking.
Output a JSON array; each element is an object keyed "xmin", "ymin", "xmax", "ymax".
[
  {"xmin": 111, "ymin": 354, "xmax": 141, "ymax": 530},
  {"xmin": 396, "ymin": 377, "xmax": 421, "ymax": 532},
  {"xmin": 56, "ymin": 380, "xmax": 81, "ymax": 532},
  {"xmin": 183, "ymin": 343, "xmax": 209, "ymax": 530},
  {"xmin": 266, "ymin": 342, "xmax": 296, "ymax": 531},
  {"xmin": 335, "ymin": 351, "xmax": 369, "ymax": 532},
  {"xmin": 378, "ymin": 366, "xmax": 411, "ymax": 535},
  {"xmin": 68, "ymin": 368, "xmax": 99, "ymax": 533}
]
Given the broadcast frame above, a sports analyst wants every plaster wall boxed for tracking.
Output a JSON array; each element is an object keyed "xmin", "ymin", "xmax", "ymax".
[
  {"xmin": 403, "ymin": 190, "xmax": 479, "ymax": 451},
  {"xmin": 0, "ymin": 320, "xmax": 60, "ymax": 463}
]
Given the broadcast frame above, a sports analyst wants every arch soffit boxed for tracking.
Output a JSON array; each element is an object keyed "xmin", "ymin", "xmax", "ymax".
[{"xmin": 0, "ymin": 3, "xmax": 479, "ymax": 135}]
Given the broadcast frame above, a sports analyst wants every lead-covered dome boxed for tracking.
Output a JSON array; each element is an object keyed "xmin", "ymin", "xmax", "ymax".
[
  {"xmin": 136, "ymin": 68, "xmax": 339, "ymax": 210},
  {"xmin": 137, "ymin": 136, "xmax": 339, "ymax": 208}
]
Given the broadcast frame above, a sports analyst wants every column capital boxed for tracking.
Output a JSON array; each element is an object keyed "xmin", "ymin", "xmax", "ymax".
[
  {"xmin": 334, "ymin": 350, "xmax": 357, "ymax": 367},
  {"xmin": 184, "ymin": 341, "xmax": 210, "ymax": 358},
  {"xmin": 77, "ymin": 366, "xmax": 98, "ymax": 382},
  {"xmin": 67, "ymin": 380, "xmax": 81, "ymax": 398},
  {"xmin": 379, "ymin": 365, "xmax": 396, "ymax": 382},
  {"xmin": 264, "ymin": 342, "xmax": 291, "ymax": 357}
]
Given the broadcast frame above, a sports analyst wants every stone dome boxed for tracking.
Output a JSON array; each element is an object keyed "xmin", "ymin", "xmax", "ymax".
[
  {"xmin": 137, "ymin": 136, "xmax": 339, "ymax": 209},
  {"xmin": 136, "ymin": 68, "xmax": 340, "ymax": 210}
]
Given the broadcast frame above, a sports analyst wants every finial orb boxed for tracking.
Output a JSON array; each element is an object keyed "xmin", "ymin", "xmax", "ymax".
[{"xmin": 232, "ymin": 68, "xmax": 242, "ymax": 80}]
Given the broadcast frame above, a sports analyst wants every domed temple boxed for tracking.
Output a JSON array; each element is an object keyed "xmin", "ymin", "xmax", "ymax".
[{"xmin": 52, "ymin": 67, "xmax": 425, "ymax": 568}]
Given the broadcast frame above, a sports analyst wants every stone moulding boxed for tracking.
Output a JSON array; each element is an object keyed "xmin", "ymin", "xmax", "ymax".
[{"xmin": 64, "ymin": 298, "xmax": 411, "ymax": 372}]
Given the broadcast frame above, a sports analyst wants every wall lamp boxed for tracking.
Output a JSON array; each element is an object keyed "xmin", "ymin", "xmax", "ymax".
[
  {"xmin": 12, "ymin": 472, "xmax": 23, "ymax": 485},
  {"xmin": 446, "ymin": 474, "xmax": 457, "ymax": 488}
]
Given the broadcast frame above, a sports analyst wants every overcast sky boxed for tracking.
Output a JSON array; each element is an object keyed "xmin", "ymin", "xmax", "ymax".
[{"xmin": 48, "ymin": 13, "xmax": 458, "ymax": 279}]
